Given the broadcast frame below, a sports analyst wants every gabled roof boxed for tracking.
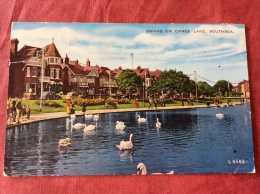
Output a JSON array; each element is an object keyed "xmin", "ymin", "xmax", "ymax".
[
  {"xmin": 17, "ymin": 45, "xmax": 41, "ymax": 61},
  {"xmin": 133, "ymin": 65, "xmax": 150, "ymax": 77},
  {"xmin": 150, "ymin": 69, "xmax": 162, "ymax": 79},
  {"xmin": 45, "ymin": 42, "xmax": 61, "ymax": 58}
]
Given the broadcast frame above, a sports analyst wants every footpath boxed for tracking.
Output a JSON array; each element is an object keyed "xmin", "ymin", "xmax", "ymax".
[{"xmin": 6, "ymin": 102, "xmax": 242, "ymax": 128}]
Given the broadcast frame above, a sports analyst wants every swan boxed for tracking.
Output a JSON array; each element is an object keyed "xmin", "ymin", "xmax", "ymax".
[
  {"xmin": 156, "ymin": 118, "xmax": 161, "ymax": 128},
  {"xmin": 115, "ymin": 121, "xmax": 126, "ymax": 131},
  {"xmin": 137, "ymin": 115, "xmax": 147, "ymax": 122},
  {"xmin": 84, "ymin": 124, "xmax": 96, "ymax": 132},
  {"xmin": 116, "ymin": 134, "xmax": 133, "ymax": 150},
  {"xmin": 136, "ymin": 163, "xmax": 174, "ymax": 175},
  {"xmin": 59, "ymin": 138, "xmax": 71, "ymax": 147},
  {"xmin": 85, "ymin": 114, "xmax": 93, "ymax": 119},
  {"xmin": 216, "ymin": 113, "xmax": 224, "ymax": 119},
  {"xmin": 93, "ymin": 114, "xmax": 100, "ymax": 121},
  {"xmin": 73, "ymin": 123, "xmax": 86, "ymax": 129}
]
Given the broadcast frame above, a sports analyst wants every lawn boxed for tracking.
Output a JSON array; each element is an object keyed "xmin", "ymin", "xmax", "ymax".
[{"xmin": 20, "ymin": 98, "xmax": 242, "ymax": 114}]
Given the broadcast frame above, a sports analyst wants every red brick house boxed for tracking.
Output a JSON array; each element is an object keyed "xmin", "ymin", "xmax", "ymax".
[{"xmin": 9, "ymin": 38, "xmax": 62, "ymax": 99}]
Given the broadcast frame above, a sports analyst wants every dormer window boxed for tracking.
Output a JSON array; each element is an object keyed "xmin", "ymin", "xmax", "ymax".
[{"xmin": 50, "ymin": 57, "xmax": 54, "ymax": 63}]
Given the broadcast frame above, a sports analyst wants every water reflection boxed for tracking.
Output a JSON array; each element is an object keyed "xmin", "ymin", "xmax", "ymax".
[{"xmin": 4, "ymin": 103, "xmax": 254, "ymax": 176}]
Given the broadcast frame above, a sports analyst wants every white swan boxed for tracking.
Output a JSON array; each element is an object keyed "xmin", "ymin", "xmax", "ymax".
[
  {"xmin": 84, "ymin": 124, "xmax": 96, "ymax": 132},
  {"xmin": 116, "ymin": 134, "xmax": 133, "ymax": 150},
  {"xmin": 136, "ymin": 162, "xmax": 174, "ymax": 175},
  {"xmin": 93, "ymin": 114, "xmax": 100, "ymax": 121},
  {"xmin": 85, "ymin": 114, "xmax": 93, "ymax": 119},
  {"xmin": 59, "ymin": 138, "xmax": 71, "ymax": 147},
  {"xmin": 73, "ymin": 123, "xmax": 86, "ymax": 129},
  {"xmin": 216, "ymin": 113, "xmax": 224, "ymax": 119},
  {"xmin": 115, "ymin": 121, "xmax": 126, "ymax": 131},
  {"xmin": 137, "ymin": 115, "xmax": 147, "ymax": 122},
  {"xmin": 156, "ymin": 118, "xmax": 161, "ymax": 128}
]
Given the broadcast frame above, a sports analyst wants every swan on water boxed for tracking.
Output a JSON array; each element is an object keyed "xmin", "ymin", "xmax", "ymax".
[
  {"xmin": 83, "ymin": 124, "xmax": 96, "ymax": 132},
  {"xmin": 116, "ymin": 134, "xmax": 133, "ymax": 150},
  {"xmin": 156, "ymin": 118, "xmax": 161, "ymax": 128},
  {"xmin": 59, "ymin": 138, "xmax": 71, "ymax": 147},
  {"xmin": 93, "ymin": 114, "xmax": 100, "ymax": 121},
  {"xmin": 73, "ymin": 123, "xmax": 86, "ymax": 129},
  {"xmin": 136, "ymin": 162, "xmax": 174, "ymax": 175},
  {"xmin": 216, "ymin": 113, "xmax": 224, "ymax": 119},
  {"xmin": 85, "ymin": 114, "xmax": 93, "ymax": 119},
  {"xmin": 115, "ymin": 121, "xmax": 126, "ymax": 131},
  {"xmin": 137, "ymin": 115, "xmax": 147, "ymax": 122}
]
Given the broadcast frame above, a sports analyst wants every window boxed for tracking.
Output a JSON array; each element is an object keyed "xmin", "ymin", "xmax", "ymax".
[
  {"xmin": 26, "ymin": 83, "xmax": 36, "ymax": 94},
  {"xmin": 50, "ymin": 58, "xmax": 54, "ymax": 63},
  {"xmin": 32, "ymin": 67, "xmax": 37, "ymax": 77},
  {"xmin": 87, "ymin": 77, "xmax": 94, "ymax": 83},
  {"xmin": 26, "ymin": 67, "xmax": 30, "ymax": 77},
  {"xmin": 50, "ymin": 69, "xmax": 54, "ymax": 79},
  {"xmin": 55, "ymin": 69, "xmax": 60, "ymax": 79}
]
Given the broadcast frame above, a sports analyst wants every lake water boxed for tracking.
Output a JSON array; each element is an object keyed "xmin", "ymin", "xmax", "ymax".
[{"xmin": 4, "ymin": 103, "xmax": 255, "ymax": 176}]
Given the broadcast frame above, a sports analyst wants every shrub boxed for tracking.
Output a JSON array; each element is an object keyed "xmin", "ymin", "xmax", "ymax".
[{"xmin": 34, "ymin": 100, "xmax": 62, "ymax": 108}]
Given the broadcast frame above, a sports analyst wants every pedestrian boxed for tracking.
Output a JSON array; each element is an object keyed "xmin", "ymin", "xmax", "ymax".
[
  {"xmin": 26, "ymin": 105, "xmax": 30, "ymax": 120},
  {"xmin": 12, "ymin": 97, "xmax": 17, "ymax": 122},
  {"xmin": 22, "ymin": 105, "xmax": 26, "ymax": 120},
  {"xmin": 70, "ymin": 104, "xmax": 75, "ymax": 115},
  {"xmin": 15, "ymin": 98, "xmax": 22, "ymax": 124},
  {"xmin": 134, "ymin": 98, "xmax": 139, "ymax": 108},
  {"xmin": 149, "ymin": 97, "xmax": 153, "ymax": 109},
  {"xmin": 154, "ymin": 99, "xmax": 158, "ymax": 109},
  {"xmin": 66, "ymin": 100, "xmax": 71, "ymax": 116},
  {"xmin": 82, "ymin": 102, "xmax": 86, "ymax": 114}
]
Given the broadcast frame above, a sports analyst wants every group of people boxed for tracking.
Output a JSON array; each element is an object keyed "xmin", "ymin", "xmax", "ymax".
[
  {"xmin": 7, "ymin": 97, "xmax": 30, "ymax": 125},
  {"xmin": 134, "ymin": 97, "xmax": 159, "ymax": 109},
  {"xmin": 66, "ymin": 100, "xmax": 88, "ymax": 116}
]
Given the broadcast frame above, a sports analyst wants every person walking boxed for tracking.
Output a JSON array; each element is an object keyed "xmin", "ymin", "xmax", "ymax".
[
  {"xmin": 26, "ymin": 105, "xmax": 30, "ymax": 120},
  {"xmin": 15, "ymin": 98, "xmax": 22, "ymax": 124},
  {"xmin": 12, "ymin": 97, "xmax": 17, "ymax": 122},
  {"xmin": 154, "ymin": 99, "xmax": 158, "ymax": 110},
  {"xmin": 134, "ymin": 98, "xmax": 139, "ymax": 108},
  {"xmin": 82, "ymin": 102, "xmax": 86, "ymax": 114},
  {"xmin": 66, "ymin": 100, "xmax": 71, "ymax": 116},
  {"xmin": 21, "ymin": 105, "xmax": 26, "ymax": 121}
]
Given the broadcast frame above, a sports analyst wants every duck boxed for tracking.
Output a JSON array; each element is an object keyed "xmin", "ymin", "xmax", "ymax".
[
  {"xmin": 59, "ymin": 138, "xmax": 71, "ymax": 147},
  {"xmin": 85, "ymin": 114, "xmax": 93, "ymax": 119},
  {"xmin": 93, "ymin": 114, "xmax": 100, "ymax": 121},
  {"xmin": 136, "ymin": 162, "xmax": 174, "ymax": 175},
  {"xmin": 115, "ymin": 121, "xmax": 126, "ymax": 131},
  {"xmin": 216, "ymin": 113, "xmax": 224, "ymax": 119},
  {"xmin": 116, "ymin": 134, "xmax": 133, "ymax": 150},
  {"xmin": 73, "ymin": 123, "xmax": 86, "ymax": 129},
  {"xmin": 83, "ymin": 124, "xmax": 96, "ymax": 132},
  {"xmin": 156, "ymin": 118, "xmax": 161, "ymax": 128},
  {"xmin": 137, "ymin": 115, "xmax": 147, "ymax": 123}
]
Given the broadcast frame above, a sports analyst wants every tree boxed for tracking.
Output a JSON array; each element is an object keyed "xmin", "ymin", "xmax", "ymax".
[
  {"xmin": 156, "ymin": 69, "xmax": 193, "ymax": 105},
  {"xmin": 213, "ymin": 80, "xmax": 233, "ymax": 97},
  {"xmin": 197, "ymin": 81, "xmax": 213, "ymax": 97},
  {"xmin": 116, "ymin": 69, "xmax": 143, "ymax": 97}
]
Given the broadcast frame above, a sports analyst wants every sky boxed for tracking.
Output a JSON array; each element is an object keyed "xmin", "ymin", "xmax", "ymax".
[{"xmin": 11, "ymin": 22, "xmax": 249, "ymax": 86}]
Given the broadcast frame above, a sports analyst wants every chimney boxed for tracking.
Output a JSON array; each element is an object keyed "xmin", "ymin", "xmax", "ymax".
[
  {"xmin": 65, "ymin": 54, "xmax": 69, "ymax": 65},
  {"xmin": 86, "ymin": 58, "xmax": 90, "ymax": 67},
  {"xmin": 11, "ymin": 38, "xmax": 19, "ymax": 56}
]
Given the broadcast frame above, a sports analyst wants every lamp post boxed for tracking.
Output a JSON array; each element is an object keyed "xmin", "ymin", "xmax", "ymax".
[
  {"xmin": 194, "ymin": 71, "xmax": 198, "ymax": 104},
  {"xmin": 130, "ymin": 53, "xmax": 134, "ymax": 69},
  {"xmin": 143, "ymin": 82, "xmax": 145, "ymax": 107},
  {"xmin": 39, "ymin": 47, "xmax": 46, "ymax": 112}
]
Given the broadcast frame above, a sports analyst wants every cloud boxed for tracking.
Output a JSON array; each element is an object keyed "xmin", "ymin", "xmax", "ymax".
[{"xmin": 10, "ymin": 23, "xmax": 248, "ymax": 84}]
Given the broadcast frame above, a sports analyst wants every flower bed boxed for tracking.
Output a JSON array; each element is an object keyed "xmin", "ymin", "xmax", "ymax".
[
  {"xmin": 34, "ymin": 100, "xmax": 62, "ymax": 108},
  {"xmin": 70, "ymin": 98, "xmax": 105, "ymax": 106}
]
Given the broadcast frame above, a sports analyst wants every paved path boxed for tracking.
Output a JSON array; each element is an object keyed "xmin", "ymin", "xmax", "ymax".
[{"xmin": 6, "ymin": 102, "xmax": 243, "ymax": 128}]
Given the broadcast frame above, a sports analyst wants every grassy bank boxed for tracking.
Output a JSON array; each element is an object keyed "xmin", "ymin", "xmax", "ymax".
[{"xmin": 20, "ymin": 98, "xmax": 242, "ymax": 114}]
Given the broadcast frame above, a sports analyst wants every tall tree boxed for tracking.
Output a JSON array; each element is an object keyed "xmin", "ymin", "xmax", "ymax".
[
  {"xmin": 213, "ymin": 80, "xmax": 233, "ymax": 96},
  {"xmin": 197, "ymin": 81, "xmax": 213, "ymax": 97},
  {"xmin": 116, "ymin": 69, "xmax": 143, "ymax": 91}
]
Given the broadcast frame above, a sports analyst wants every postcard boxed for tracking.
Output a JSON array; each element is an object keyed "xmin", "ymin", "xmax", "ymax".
[{"xmin": 4, "ymin": 23, "xmax": 255, "ymax": 176}]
